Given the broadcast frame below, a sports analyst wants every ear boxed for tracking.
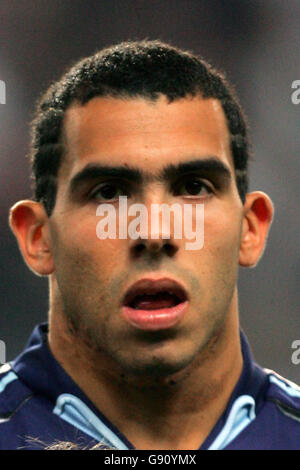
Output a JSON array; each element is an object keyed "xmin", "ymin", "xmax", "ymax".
[
  {"xmin": 239, "ymin": 191, "xmax": 274, "ymax": 268},
  {"xmin": 9, "ymin": 200, "xmax": 55, "ymax": 276}
]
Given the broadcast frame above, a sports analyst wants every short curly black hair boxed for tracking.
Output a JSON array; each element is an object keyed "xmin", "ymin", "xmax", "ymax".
[{"xmin": 30, "ymin": 39, "xmax": 250, "ymax": 216}]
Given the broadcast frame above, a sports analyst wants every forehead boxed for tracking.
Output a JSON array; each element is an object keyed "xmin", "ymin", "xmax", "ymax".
[{"xmin": 61, "ymin": 95, "xmax": 233, "ymax": 178}]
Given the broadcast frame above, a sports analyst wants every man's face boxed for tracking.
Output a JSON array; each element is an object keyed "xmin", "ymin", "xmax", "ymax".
[{"xmin": 49, "ymin": 95, "xmax": 244, "ymax": 377}]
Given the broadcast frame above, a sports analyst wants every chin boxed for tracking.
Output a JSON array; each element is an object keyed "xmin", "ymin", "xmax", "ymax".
[{"xmin": 112, "ymin": 348, "xmax": 195, "ymax": 380}]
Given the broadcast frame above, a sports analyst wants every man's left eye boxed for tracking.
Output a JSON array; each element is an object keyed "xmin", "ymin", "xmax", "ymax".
[{"xmin": 176, "ymin": 178, "xmax": 213, "ymax": 197}]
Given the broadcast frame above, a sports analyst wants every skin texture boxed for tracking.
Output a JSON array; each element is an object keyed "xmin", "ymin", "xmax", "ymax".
[{"xmin": 10, "ymin": 95, "xmax": 274, "ymax": 449}]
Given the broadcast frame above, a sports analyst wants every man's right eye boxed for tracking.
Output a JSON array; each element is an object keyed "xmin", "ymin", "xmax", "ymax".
[{"xmin": 89, "ymin": 182, "xmax": 128, "ymax": 202}]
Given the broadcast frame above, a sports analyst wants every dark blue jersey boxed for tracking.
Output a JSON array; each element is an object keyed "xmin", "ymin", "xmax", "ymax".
[{"xmin": 0, "ymin": 323, "xmax": 300, "ymax": 450}]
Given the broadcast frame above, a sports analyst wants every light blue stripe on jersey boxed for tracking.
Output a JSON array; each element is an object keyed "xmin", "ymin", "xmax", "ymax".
[
  {"xmin": 269, "ymin": 374, "xmax": 300, "ymax": 399},
  {"xmin": 0, "ymin": 371, "xmax": 18, "ymax": 394},
  {"xmin": 54, "ymin": 392, "xmax": 257, "ymax": 450},
  {"xmin": 208, "ymin": 395, "xmax": 256, "ymax": 450},
  {"xmin": 53, "ymin": 393, "xmax": 129, "ymax": 449}
]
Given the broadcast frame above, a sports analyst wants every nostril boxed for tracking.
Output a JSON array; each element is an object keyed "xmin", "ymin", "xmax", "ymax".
[
  {"xmin": 163, "ymin": 243, "xmax": 178, "ymax": 257},
  {"xmin": 136, "ymin": 243, "xmax": 146, "ymax": 253},
  {"xmin": 131, "ymin": 242, "xmax": 146, "ymax": 258},
  {"xmin": 130, "ymin": 239, "xmax": 178, "ymax": 258}
]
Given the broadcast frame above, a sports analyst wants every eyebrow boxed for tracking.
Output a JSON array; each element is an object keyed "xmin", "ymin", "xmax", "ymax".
[
  {"xmin": 69, "ymin": 157, "xmax": 232, "ymax": 195},
  {"xmin": 162, "ymin": 158, "xmax": 232, "ymax": 182},
  {"xmin": 69, "ymin": 164, "xmax": 143, "ymax": 195}
]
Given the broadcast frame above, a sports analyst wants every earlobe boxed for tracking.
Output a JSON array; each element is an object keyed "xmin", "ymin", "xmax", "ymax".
[
  {"xmin": 9, "ymin": 200, "xmax": 55, "ymax": 276},
  {"xmin": 239, "ymin": 191, "xmax": 274, "ymax": 268}
]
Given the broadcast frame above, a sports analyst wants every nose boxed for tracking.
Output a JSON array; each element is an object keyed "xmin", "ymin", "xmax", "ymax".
[
  {"xmin": 128, "ymin": 190, "xmax": 180, "ymax": 259},
  {"xmin": 130, "ymin": 236, "xmax": 179, "ymax": 258}
]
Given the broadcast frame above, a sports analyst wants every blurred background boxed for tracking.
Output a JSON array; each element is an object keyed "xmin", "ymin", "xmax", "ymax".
[{"xmin": 0, "ymin": 0, "xmax": 299, "ymax": 382}]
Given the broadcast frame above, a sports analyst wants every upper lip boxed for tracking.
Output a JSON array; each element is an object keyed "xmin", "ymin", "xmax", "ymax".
[{"xmin": 122, "ymin": 277, "xmax": 189, "ymax": 306}]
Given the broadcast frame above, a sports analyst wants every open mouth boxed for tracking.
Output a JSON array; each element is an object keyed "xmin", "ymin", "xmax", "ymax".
[
  {"xmin": 121, "ymin": 278, "xmax": 189, "ymax": 331},
  {"xmin": 128, "ymin": 291, "xmax": 183, "ymax": 310}
]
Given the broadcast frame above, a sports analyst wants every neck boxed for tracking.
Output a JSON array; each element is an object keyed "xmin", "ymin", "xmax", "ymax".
[{"xmin": 48, "ymin": 292, "xmax": 243, "ymax": 450}]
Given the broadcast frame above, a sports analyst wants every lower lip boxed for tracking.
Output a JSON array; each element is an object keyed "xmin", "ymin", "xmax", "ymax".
[{"xmin": 121, "ymin": 301, "xmax": 188, "ymax": 331}]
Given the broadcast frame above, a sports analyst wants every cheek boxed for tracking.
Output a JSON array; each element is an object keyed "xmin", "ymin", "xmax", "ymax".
[
  {"xmin": 183, "ymin": 208, "xmax": 242, "ymax": 283},
  {"xmin": 51, "ymin": 223, "xmax": 128, "ymax": 320},
  {"xmin": 49, "ymin": 216, "xmax": 127, "ymax": 332},
  {"xmin": 55, "ymin": 215, "xmax": 127, "ymax": 277},
  {"xmin": 205, "ymin": 205, "xmax": 242, "ymax": 256}
]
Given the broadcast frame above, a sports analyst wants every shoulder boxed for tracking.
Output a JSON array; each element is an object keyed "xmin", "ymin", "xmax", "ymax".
[
  {"xmin": 0, "ymin": 362, "xmax": 33, "ymax": 414},
  {"xmin": 0, "ymin": 362, "xmax": 96, "ymax": 450},
  {"xmin": 0, "ymin": 362, "xmax": 56, "ymax": 449},
  {"xmin": 264, "ymin": 368, "xmax": 300, "ymax": 419},
  {"xmin": 224, "ymin": 366, "xmax": 300, "ymax": 450},
  {"xmin": 0, "ymin": 363, "xmax": 33, "ymax": 448},
  {"xmin": 252, "ymin": 368, "xmax": 300, "ymax": 449}
]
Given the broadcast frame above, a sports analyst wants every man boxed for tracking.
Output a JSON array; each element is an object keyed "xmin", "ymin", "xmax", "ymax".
[{"xmin": 1, "ymin": 40, "xmax": 299, "ymax": 450}]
